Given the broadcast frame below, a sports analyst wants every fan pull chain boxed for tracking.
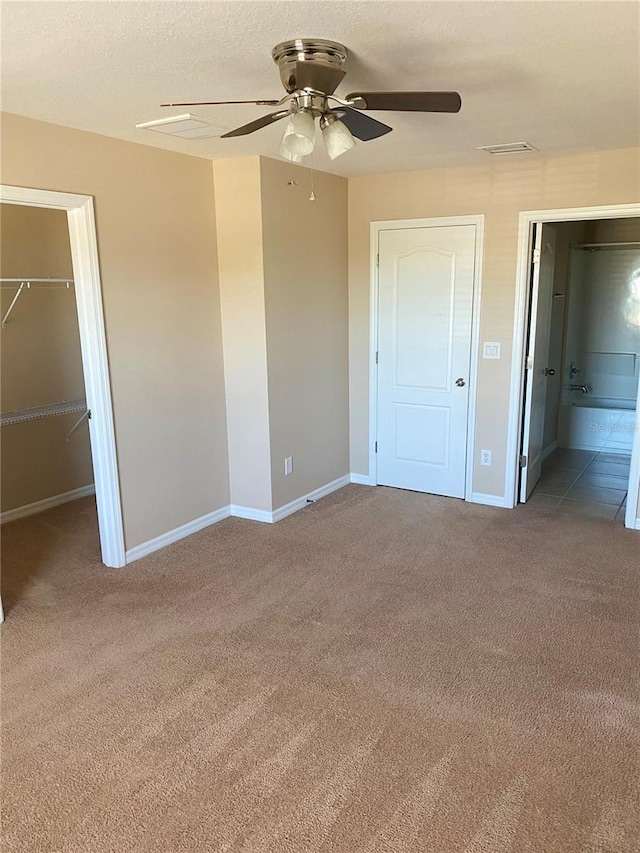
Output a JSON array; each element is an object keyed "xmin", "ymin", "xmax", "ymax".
[
  {"xmin": 286, "ymin": 159, "xmax": 298, "ymax": 187},
  {"xmin": 309, "ymin": 151, "xmax": 316, "ymax": 202}
]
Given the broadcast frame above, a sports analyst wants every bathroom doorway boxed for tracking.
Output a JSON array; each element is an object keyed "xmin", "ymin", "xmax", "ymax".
[{"xmin": 518, "ymin": 215, "xmax": 640, "ymax": 523}]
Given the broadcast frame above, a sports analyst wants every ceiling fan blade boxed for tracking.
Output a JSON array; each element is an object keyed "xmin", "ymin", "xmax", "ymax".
[
  {"xmin": 220, "ymin": 109, "xmax": 290, "ymax": 138},
  {"xmin": 332, "ymin": 107, "xmax": 392, "ymax": 141},
  {"xmin": 161, "ymin": 99, "xmax": 281, "ymax": 107},
  {"xmin": 345, "ymin": 91, "xmax": 462, "ymax": 113}
]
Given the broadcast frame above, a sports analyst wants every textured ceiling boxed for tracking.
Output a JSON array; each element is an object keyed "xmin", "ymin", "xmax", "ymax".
[{"xmin": 2, "ymin": 1, "xmax": 639, "ymax": 177}]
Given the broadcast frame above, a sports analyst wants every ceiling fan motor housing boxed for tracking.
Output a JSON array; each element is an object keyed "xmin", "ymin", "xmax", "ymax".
[{"xmin": 271, "ymin": 38, "xmax": 348, "ymax": 96}]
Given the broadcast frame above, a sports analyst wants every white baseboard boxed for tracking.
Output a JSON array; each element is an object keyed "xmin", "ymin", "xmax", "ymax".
[
  {"xmin": 229, "ymin": 505, "xmax": 273, "ymax": 523},
  {"xmin": 541, "ymin": 441, "xmax": 558, "ymax": 462},
  {"xmin": 126, "ymin": 505, "xmax": 231, "ymax": 563},
  {"xmin": 471, "ymin": 492, "xmax": 510, "ymax": 508},
  {"xmin": 1, "ymin": 484, "xmax": 96, "ymax": 524},
  {"xmin": 350, "ymin": 473, "xmax": 375, "ymax": 486},
  {"xmin": 231, "ymin": 474, "xmax": 352, "ymax": 525},
  {"xmin": 125, "ymin": 475, "xmax": 352, "ymax": 562},
  {"xmin": 271, "ymin": 474, "xmax": 351, "ymax": 522}
]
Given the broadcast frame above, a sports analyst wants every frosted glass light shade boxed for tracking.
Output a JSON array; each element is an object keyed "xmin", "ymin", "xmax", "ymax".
[
  {"xmin": 279, "ymin": 142, "xmax": 303, "ymax": 163},
  {"xmin": 281, "ymin": 110, "xmax": 316, "ymax": 156},
  {"xmin": 322, "ymin": 118, "xmax": 356, "ymax": 160}
]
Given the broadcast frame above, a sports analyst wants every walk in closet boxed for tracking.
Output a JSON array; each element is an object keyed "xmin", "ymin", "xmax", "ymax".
[{"xmin": 0, "ymin": 204, "xmax": 94, "ymax": 524}]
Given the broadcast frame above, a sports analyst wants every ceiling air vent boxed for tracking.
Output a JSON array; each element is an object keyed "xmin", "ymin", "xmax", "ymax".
[
  {"xmin": 476, "ymin": 142, "xmax": 538, "ymax": 155},
  {"xmin": 135, "ymin": 114, "xmax": 224, "ymax": 139}
]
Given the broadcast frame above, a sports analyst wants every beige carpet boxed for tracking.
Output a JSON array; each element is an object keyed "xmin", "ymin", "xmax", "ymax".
[{"xmin": 2, "ymin": 486, "xmax": 639, "ymax": 852}]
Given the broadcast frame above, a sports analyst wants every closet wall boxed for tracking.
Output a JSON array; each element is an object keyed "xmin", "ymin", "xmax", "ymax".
[{"xmin": 0, "ymin": 204, "xmax": 93, "ymax": 513}]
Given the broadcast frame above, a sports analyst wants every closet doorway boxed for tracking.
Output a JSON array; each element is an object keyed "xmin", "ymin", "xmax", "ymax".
[
  {"xmin": 370, "ymin": 216, "xmax": 483, "ymax": 501},
  {"xmin": 0, "ymin": 185, "xmax": 125, "ymax": 573}
]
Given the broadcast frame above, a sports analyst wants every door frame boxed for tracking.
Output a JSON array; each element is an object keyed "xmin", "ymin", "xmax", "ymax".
[
  {"xmin": 368, "ymin": 215, "xmax": 485, "ymax": 501},
  {"xmin": 519, "ymin": 223, "xmax": 558, "ymax": 502},
  {"xmin": 1, "ymin": 184, "xmax": 126, "ymax": 566},
  {"xmin": 506, "ymin": 202, "xmax": 640, "ymax": 530}
]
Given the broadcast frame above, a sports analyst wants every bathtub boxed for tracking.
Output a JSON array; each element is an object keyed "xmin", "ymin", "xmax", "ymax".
[
  {"xmin": 572, "ymin": 396, "xmax": 637, "ymax": 411},
  {"xmin": 558, "ymin": 396, "xmax": 637, "ymax": 454}
]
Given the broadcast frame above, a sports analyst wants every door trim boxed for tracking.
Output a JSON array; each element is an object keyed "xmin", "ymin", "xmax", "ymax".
[
  {"xmin": 506, "ymin": 202, "xmax": 640, "ymax": 530},
  {"xmin": 368, "ymin": 215, "xmax": 485, "ymax": 501},
  {"xmin": 1, "ymin": 184, "xmax": 126, "ymax": 566}
]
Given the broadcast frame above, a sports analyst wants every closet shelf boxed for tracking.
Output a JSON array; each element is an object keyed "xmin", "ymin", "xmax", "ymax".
[
  {"xmin": 0, "ymin": 278, "xmax": 75, "ymax": 285},
  {"xmin": 1, "ymin": 399, "xmax": 87, "ymax": 427}
]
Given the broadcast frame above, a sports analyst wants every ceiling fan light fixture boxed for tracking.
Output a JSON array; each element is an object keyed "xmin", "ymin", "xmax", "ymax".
[
  {"xmin": 281, "ymin": 109, "xmax": 316, "ymax": 156},
  {"xmin": 321, "ymin": 114, "xmax": 356, "ymax": 160},
  {"xmin": 160, "ymin": 39, "xmax": 463, "ymax": 160},
  {"xmin": 278, "ymin": 141, "xmax": 303, "ymax": 163}
]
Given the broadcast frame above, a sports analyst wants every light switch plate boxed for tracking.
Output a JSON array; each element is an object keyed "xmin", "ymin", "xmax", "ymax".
[{"xmin": 483, "ymin": 342, "xmax": 501, "ymax": 360}]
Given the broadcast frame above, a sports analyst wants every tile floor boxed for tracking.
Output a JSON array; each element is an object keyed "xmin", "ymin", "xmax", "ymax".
[{"xmin": 527, "ymin": 447, "xmax": 630, "ymax": 521}]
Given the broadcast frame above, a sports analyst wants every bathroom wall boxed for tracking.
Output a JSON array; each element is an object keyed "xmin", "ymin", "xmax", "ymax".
[
  {"xmin": 563, "ymin": 218, "xmax": 640, "ymax": 404},
  {"xmin": 0, "ymin": 204, "xmax": 94, "ymax": 513}
]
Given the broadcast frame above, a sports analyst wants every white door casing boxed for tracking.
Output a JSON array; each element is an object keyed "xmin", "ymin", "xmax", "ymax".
[
  {"xmin": 376, "ymin": 224, "xmax": 477, "ymax": 498},
  {"xmin": 0, "ymin": 185, "xmax": 126, "ymax": 568},
  {"xmin": 520, "ymin": 224, "xmax": 557, "ymax": 501},
  {"xmin": 506, "ymin": 204, "xmax": 640, "ymax": 520}
]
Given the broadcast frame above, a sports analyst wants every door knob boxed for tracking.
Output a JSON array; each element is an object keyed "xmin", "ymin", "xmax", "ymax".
[
  {"xmin": 545, "ymin": 368, "xmax": 556, "ymax": 376},
  {"xmin": 455, "ymin": 378, "xmax": 466, "ymax": 387}
]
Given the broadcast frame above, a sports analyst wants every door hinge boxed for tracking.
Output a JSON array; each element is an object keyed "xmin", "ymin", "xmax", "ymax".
[
  {"xmin": 376, "ymin": 253, "xmax": 379, "ymax": 268},
  {"xmin": 375, "ymin": 441, "xmax": 378, "ymax": 453},
  {"xmin": 519, "ymin": 454, "xmax": 527, "ymax": 468},
  {"xmin": 525, "ymin": 355, "xmax": 534, "ymax": 370},
  {"xmin": 532, "ymin": 248, "xmax": 541, "ymax": 264},
  {"xmin": 375, "ymin": 351, "xmax": 379, "ymax": 365}
]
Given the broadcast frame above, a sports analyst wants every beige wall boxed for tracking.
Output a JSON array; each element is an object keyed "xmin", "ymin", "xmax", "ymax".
[
  {"xmin": 260, "ymin": 157, "xmax": 349, "ymax": 508},
  {"xmin": 213, "ymin": 157, "xmax": 272, "ymax": 511},
  {"xmin": 3, "ymin": 110, "xmax": 636, "ymax": 536},
  {"xmin": 1, "ymin": 113, "xmax": 229, "ymax": 549},
  {"xmin": 213, "ymin": 156, "xmax": 349, "ymax": 512},
  {"xmin": 1, "ymin": 204, "xmax": 93, "ymax": 511},
  {"xmin": 349, "ymin": 148, "xmax": 640, "ymax": 498}
]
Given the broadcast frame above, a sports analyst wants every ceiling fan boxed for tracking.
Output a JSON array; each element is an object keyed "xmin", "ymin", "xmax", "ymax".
[{"xmin": 162, "ymin": 38, "xmax": 462, "ymax": 161}]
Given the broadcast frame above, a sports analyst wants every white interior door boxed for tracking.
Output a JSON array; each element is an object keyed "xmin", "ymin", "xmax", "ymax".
[
  {"xmin": 376, "ymin": 225, "xmax": 476, "ymax": 498},
  {"xmin": 520, "ymin": 224, "xmax": 557, "ymax": 501}
]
